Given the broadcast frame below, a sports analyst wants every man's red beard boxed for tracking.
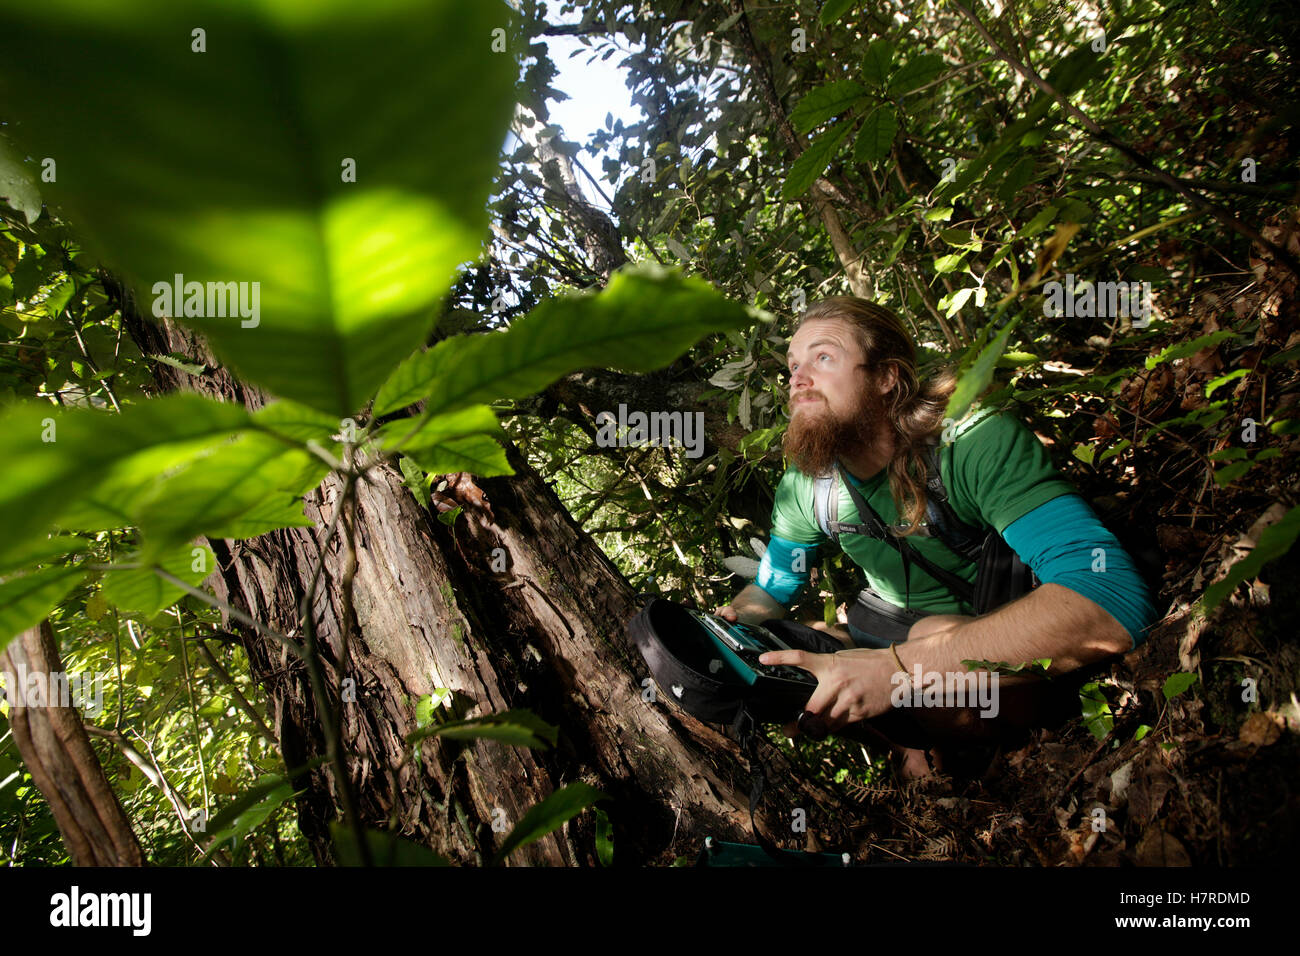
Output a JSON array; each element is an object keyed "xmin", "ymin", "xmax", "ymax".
[{"xmin": 782, "ymin": 386, "xmax": 888, "ymax": 477}]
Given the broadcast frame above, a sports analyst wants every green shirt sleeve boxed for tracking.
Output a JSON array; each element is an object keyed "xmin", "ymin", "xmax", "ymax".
[
  {"xmin": 770, "ymin": 467, "xmax": 827, "ymax": 545},
  {"xmin": 944, "ymin": 410, "xmax": 1077, "ymax": 534}
]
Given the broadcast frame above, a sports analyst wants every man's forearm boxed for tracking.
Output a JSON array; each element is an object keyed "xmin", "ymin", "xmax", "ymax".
[
  {"xmin": 728, "ymin": 583, "xmax": 788, "ymax": 624},
  {"xmin": 898, "ymin": 583, "xmax": 1133, "ymax": 678}
]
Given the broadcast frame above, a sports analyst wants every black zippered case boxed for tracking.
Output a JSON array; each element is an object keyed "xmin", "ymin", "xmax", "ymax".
[{"xmin": 626, "ymin": 598, "xmax": 817, "ymax": 725}]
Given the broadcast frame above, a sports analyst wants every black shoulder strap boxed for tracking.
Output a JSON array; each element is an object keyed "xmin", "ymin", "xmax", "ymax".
[
  {"xmin": 833, "ymin": 461, "xmax": 975, "ymax": 608},
  {"xmin": 921, "ymin": 442, "xmax": 988, "ymax": 565}
]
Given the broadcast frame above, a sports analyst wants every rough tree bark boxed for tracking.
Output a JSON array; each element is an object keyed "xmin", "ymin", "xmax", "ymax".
[
  {"xmin": 118, "ymin": 294, "xmax": 854, "ymax": 867},
  {"xmin": 1, "ymin": 620, "xmax": 145, "ymax": 866}
]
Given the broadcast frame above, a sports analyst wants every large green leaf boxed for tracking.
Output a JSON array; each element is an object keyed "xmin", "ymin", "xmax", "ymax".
[
  {"xmin": 253, "ymin": 400, "xmax": 349, "ymax": 445},
  {"xmin": 780, "ymin": 122, "xmax": 855, "ymax": 200},
  {"xmin": 132, "ymin": 432, "xmax": 326, "ymax": 557},
  {"xmin": 401, "ymin": 433, "xmax": 512, "ymax": 478},
  {"xmin": 0, "ymin": 0, "xmax": 519, "ymax": 417},
  {"xmin": 100, "ymin": 543, "xmax": 217, "ymax": 617},
  {"xmin": 372, "ymin": 404, "xmax": 503, "ymax": 456},
  {"xmin": 860, "ymin": 39, "xmax": 894, "ymax": 88},
  {"xmin": 0, "ymin": 538, "xmax": 89, "ymax": 577},
  {"xmin": 373, "ymin": 263, "xmax": 759, "ymax": 417},
  {"xmin": 790, "ymin": 79, "xmax": 866, "ymax": 134},
  {"xmin": 0, "ymin": 565, "xmax": 85, "ymax": 654},
  {"xmin": 888, "ymin": 53, "xmax": 944, "ymax": 95},
  {"xmin": 819, "ymin": 0, "xmax": 857, "ymax": 26},
  {"xmin": 945, "ymin": 308, "xmax": 1024, "ymax": 422},
  {"xmin": 373, "ymin": 405, "xmax": 510, "ymax": 477},
  {"xmin": 0, "ymin": 395, "xmax": 250, "ymax": 567},
  {"xmin": 490, "ymin": 782, "xmax": 610, "ymax": 865},
  {"xmin": 853, "ymin": 106, "xmax": 898, "ymax": 163},
  {"xmin": 0, "ymin": 134, "xmax": 42, "ymax": 225}
]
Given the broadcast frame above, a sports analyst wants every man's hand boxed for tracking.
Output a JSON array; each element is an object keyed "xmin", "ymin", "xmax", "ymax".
[
  {"xmin": 716, "ymin": 583, "xmax": 787, "ymax": 625},
  {"xmin": 758, "ymin": 646, "xmax": 898, "ymax": 736}
]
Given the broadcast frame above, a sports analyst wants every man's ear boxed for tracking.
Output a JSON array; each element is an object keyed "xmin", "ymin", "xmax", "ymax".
[{"xmin": 877, "ymin": 361, "xmax": 899, "ymax": 394}]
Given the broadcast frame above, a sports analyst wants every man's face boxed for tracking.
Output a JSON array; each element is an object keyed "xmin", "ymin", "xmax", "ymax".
[{"xmin": 782, "ymin": 317, "xmax": 888, "ymax": 475}]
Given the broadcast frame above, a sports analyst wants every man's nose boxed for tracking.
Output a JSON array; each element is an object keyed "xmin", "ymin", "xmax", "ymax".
[{"xmin": 790, "ymin": 365, "xmax": 813, "ymax": 389}]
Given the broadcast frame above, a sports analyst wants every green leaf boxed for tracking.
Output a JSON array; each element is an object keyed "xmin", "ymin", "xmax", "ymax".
[
  {"xmin": 331, "ymin": 824, "xmax": 449, "ymax": 867},
  {"xmin": 200, "ymin": 761, "xmax": 326, "ymax": 861},
  {"xmin": 100, "ymin": 543, "xmax": 217, "ymax": 617},
  {"xmin": 403, "ymin": 433, "xmax": 511, "ymax": 478},
  {"xmin": 252, "ymin": 399, "xmax": 346, "ymax": 445},
  {"xmin": 943, "ymin": 288, "xmax": 974, "ymax": 317},
  {"xmin": 852, "ymin": 106, "xmax": 898, "ymax": 163},
  {"xmin": 202, "ymin": 780, "xmax": 296, "ymax": 860},
  {"xmin": 0, "ymin": 395, "xmax": 249, "ymax": 568},
  {"xmin": 595, "ymin": 806, "xmax": 614, "ymax": 867},
  {"xmin": 0, "ymin": 134, "xmax": 42, "ymax": 224},
  {"xmin": 1133, "ymin": 724, "xmax": 1152, "ymax": 741},
  {"xmin": 1204, "ymin": 368, "xmax": 1249, "ymax": 398},
  {"xmin": 0, "ymin": 538, "xmax": 89, "ymax": 577},
  {"xmin": 889, "ymin": 53, "xmax": 944, "ymax": 95},
  {"xmin": 132, "ymin": 432, "xmax": 325, "ymax": 556},
  {"xmin": 1207, "ymin": 447, "xmax": 1249, "ymax": 462},
  {"xmin": 373, "ymin": 404, "xmax": 503, "ymax": 456},
  {"xmin": 0, "ymin": 565, "xmax": 85, "ymax": 654},
  {"xmin": 1162, "ymin": 672, "xmax": 1198, "ymax": 701},
  {"xmin": 373, "ymin": 263, "xmax": 757, "ymax": 418},
  {"xmin": 1211, "ymin": 460, "xmax": 1253, "ymax": 487},
  {"xmin": 149, "ymin": 352, "xmax": 208, "ymax": 377},
  {"xmin": 406, "ymin": 708, "xmax": 559, "ymax": 749},
  {"xmin": 945, "ymin": 308, "xmax": 1023, "ymax": 422},
  {"xmin": 1078, "ymin": 681, "xmax": 1113, "ymax": 741},
  {"xmin": 860, "ymin": 39, "xmax": 894, "ymax": 88},
  {"xmin": 781, "ymin": 122, "xmax": 854, "ymax": 199},
  {"xmin": 934, "ymin": 253, "xmax": 965, "ymax": 273},
  {"xmin": 882, "ymin": 224, "xmax": 913, "ymax": 268},
  {"xmin": 1146, "ymin": 333, "xmax": 1237, "ymax": 372},
  {"xmin": 491, "ymin": 782, "xmax": 610, "ymax": 866},
  {"xmin": 1019, "ymin": 204, "xmax": 1060, "ymax": 238},
  {"xmin": 790, "ymin": 79, "xmax": 866, "ymax": 134},
  {"xmin": 413, "ymin": 688, "xmax": 450, "ymax": 728},
  {"xmin": 819, "ymin": 0, "xmax": 857, "ymax": 26},
  {"xmin": 0, "ymin": 0, "xmax": 519, "ymax": 417},
  {"xmin": 1098, "ymin": 438, "xmax": 1131, "ymax": 462},
  {"xmin": 399, "ymin": 456, "xmax": 430, "ymax": 508},
  {"xmin": 1201, "ymin": 506, "xmax": 1300, "ymax": 613}
]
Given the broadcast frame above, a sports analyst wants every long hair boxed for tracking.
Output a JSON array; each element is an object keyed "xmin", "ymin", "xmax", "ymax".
[{"xmin": 797, "ymin": 297, "xmax": 957, "ymax": 535}]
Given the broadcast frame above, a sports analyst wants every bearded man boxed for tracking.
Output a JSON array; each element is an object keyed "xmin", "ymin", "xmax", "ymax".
[{"xmin": 715, "ymin": 297, "xmax": 1159, "ymax": 777}]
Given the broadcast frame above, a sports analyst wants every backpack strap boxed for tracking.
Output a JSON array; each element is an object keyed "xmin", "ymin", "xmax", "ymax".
[
  {"xmin": 920, "ymin": 441, "xmax": 988, "ymax": 565},
  {"xmin": 813, "ymin": 474, "xmax": 839, "ymax": 541},
  {"xmin": 834, "ymin": 461, "xmax": 976, "ymax": 609}
]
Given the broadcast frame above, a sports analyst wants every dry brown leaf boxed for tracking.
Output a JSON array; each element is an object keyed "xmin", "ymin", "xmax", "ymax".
[
  {"xmin": 1134, "ymin": 828, "xmax": 1191, "ymax": 867},
  {"xmin": 1238, "ymin": 711, "xmax": 1283, "ymax": 747}
]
